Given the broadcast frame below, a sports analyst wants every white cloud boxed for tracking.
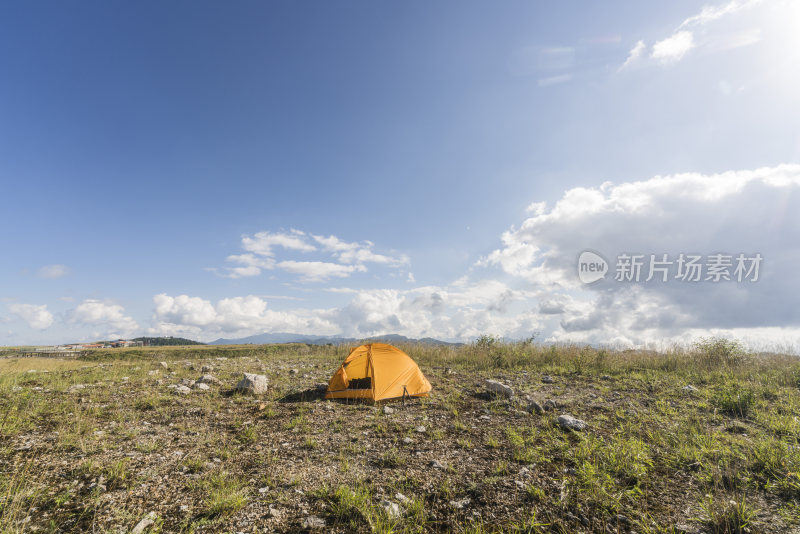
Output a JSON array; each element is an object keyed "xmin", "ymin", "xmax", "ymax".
[
  {"xmin": 8, "ymin": 303, "xmax": 54, "ymax": 330},
  {"xmin": 619, "ymin": 40, "xmax": 646, "ymax": 70},
  {"xmin": 220, "ymin": 229, "xmax": 407, "ymax": 281},
  {"xmin": 621, "ymin": 0, "xmax": 764, "ymax": 69},
  {"xmin": 150, "ymin": 293, "xmax": 337, "ymax": 339},
  {"xmin": 276, "ymin": 260, "xmax": 367, "ymax": 282},
  {"xmin": 678, "ymin": 0, "xmax": 762, "ymax": 30},
  {"xmin": 479, "ymin": 164, "xmax": 800, "ymax": 346},
  {"xmin": 312, "ymin": 234, "xmax": 408, "ymax": 265},
  {"xmin": 38, "ymin": 264, "xmax": 69, "ymax": 279},
  {"xmin": 70, "ymin": 299, "xmax": 139, "ymax": 338},
  {"xmin": 241, "ymin": 229, "xmax": 316, "ymax": 257},
  {"xmin": 651, "ymin": 31, "xmax": 695, "ymax": 63}
]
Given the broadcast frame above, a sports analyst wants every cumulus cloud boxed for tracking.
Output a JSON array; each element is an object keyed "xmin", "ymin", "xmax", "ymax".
[
  {"xmin": 480, "ymin": 164, "xmax": 800, "ymax": 346},
  {"xmin": 220, "ymin": 229, "xmax": 407, "ymax": 281},
  {"xmin": 69, "ymin": 299, "xmax": 139, "ymax": 338},
  {"xmin": 38, "ymin": 264, "xmax": 69, "ymax": 279},
  {"xmin": 8, "ymin": 303, "xmax": 54, "ymax": 330},
  {"xmin": 149, "ymin": 293, "xmax": 337, "ymax": 339}
]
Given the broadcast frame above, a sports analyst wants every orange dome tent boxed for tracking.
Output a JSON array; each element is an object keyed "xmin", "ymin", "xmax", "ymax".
[{"xmin": 325, "ymin": 343, "xmax": 432, "ymax": 401}]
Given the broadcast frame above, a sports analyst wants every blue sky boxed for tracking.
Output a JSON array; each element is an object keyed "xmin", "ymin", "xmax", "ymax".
[{"xmin": 2, "ymin": 1, "xmax": 800, "ymax": 347}]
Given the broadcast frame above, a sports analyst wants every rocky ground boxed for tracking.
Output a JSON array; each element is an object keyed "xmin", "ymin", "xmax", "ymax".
[{"xmin": 1, "ymin": 343, "xmax": 799, "ymax": 533}]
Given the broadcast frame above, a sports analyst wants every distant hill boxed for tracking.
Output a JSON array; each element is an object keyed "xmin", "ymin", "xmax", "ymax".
[
  {"xmin": 132, "ymin": 336, "xmax": 205, "ymax": 346},
  {"xmin": 209, "ymin": 332, "xmax": 461, "ymax": 346}
]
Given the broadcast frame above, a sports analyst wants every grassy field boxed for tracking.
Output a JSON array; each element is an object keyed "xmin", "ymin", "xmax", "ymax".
[{"xmin": 1, "ymin": 340, "xmax": 799, "ymax": 533}]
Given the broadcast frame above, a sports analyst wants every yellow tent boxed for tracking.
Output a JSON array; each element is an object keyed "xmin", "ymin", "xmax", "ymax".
[{"xmin": 325, "ymin": 343, "xmax": 432, "ymax": 401}]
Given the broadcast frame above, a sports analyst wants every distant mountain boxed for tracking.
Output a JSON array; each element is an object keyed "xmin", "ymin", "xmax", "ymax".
[
  {"xmin": 209, "ymin": 332, "xmax": 461, "ymax": 346},
  {"xmin": 132, "ymin": 336, "xmax": 205, "ymax": 346}
]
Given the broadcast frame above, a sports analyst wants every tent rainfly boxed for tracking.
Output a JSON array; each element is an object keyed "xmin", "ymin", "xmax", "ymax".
[{"xmin": 325, "ymin": 343, "xmax": 432, "ymax": 401}]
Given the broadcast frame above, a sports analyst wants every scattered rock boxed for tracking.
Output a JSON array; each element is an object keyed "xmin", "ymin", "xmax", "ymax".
[
  {"xmin": 383, "ymin": 406, "xmax": 395, "ymax": 415},
  {"xmin": 192, "ymin": 382, "xmax": 210, "ymax": 391},
  {"xmin": 430, "ymin": 460, "xmax": 446, "ymax": 470},
  {"xmin": 68, "ymin": 384, "xmax": 86, "ymax": 393},
  {"xmin": 159, "ymin": 361, "xmax": 169, "ymax": 369},
  {"xmin": 415, "ymin": 426, "xmax": 427, "ymax": 433},
  {"xmin": 381, "ymin": 500, "xmax": 401, "ymax": 519},
  {"xmin": 302, "ymin": 515, "xmax": 326, "ymax": 529},
  {"xmin": 200, "ymin": 365, "xmax": 213, "ymax": 373},
  {"xmin": 395, "ymin": 492, "xmax": 410, "ymax": 504},
  {"xmin": 557, "ymin": 414, "xmax": 588, "ymax": 431},
  {"xmin": 174, "ymin": 385, "xmax": 191, "ymax": 395},
  {"xmin": 268, "ymin": 506, "xmax": 282, "ymax": 519},
  {"xmin": 528, "ymin": 401, "xmax": 544, "ymax": 414},
  {"xmin": 196, "ymin": 374, "xmax": 221, "ymax": 386},
  {"xmin": 601, "ymin": 374, "xmax": 612, "ymax": 380},
  {"xmin": 235, "ymin": 373, "xmax": 269, "ymax": 395},
  {"xmin": 543, "ymin": 399, "xmax": 557, "ymax": 411},
  {"xmin": 449, "ymin": 498, "xmax": 471, "ymax": 509},
  {"xmin": 131, "ymin": 512, "xmax": 157, "ymax": 534},
  {"xmin": 485, "ymin": 379, "xmax": 514, "ymax": 398},
  {"xmin": 147, "ymin": 370, "xmax": 160, "ymax": 376},
  {"xmin": 179, "ymin": 378, "xmax": 194, "ymax": 387},
  {"xmin": 402, "ymin": 437, "xmax": 414, "ymax": 445},
  {"xmin": 289, "ymin": 369, "xmax": 299, "ymax": 375},
  {"xmin": 682, "ymin": 385, "xmax": 699, "ymax": 392},
  {"xmin": 542, "ymin": 375, "xmax": 554, "ymax": 384}
]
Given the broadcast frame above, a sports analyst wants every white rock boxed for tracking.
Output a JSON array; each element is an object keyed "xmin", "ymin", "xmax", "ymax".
[
  {"xmin": 415, "ymin": 426, "xmax": 426, "ymax": 433},
  {"xmin": 235, "ymin": 373, "xmax": 269, "ymax": 395},
  {"xmin": 381, "ymin": 500, "xmax": 401, "ymax": 519},
  {"xmin": 383, "ymin": 406, "xmax": 395, "ymax": 415},
  {"xmin": 557, "ymin": 414, "xmax": 588, "ymax": 431},
  {"xmin": 131, "ymin": 512, "xmax": 156, "ymax": 534},
  {"xmin": 192, "ymin": 382, "xmax": 210, "ymax": 391},
  {"xmin": 302, "ymin": 516, "xmax": 326, "ymax": 529},
  {"xmin": 485, "ymin": 379, "xmax": 514, "ymax": 398},
  {"xmin": 450, "ymin": 498, "xmax": 471, "ymax": 509},
  {"xmin": 174, "ymin": 385, "xmax": 191, "ymax": 395},
  {"xmin": 402, "ymin": 437, "xmax": 414, "ymax": 444},
  {"xmin": 159, "ymin": 361, "xmax": 169, "ymax": 369}
]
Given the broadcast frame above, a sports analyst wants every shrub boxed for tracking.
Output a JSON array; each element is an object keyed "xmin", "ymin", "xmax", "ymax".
[{"xmin": 713, "ymin": 386, "xmax": 755, "ymax": 418}]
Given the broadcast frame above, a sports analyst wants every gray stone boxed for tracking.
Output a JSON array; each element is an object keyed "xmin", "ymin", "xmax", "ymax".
[
  {"xmin": 192, "ymin": 382, "xmax": 210, "ymax": 391},
  {"xmin": 196, "ymin": 374, "xmax": 221, "ymax": 385},
  {"xmin": 430, "ymin": 460, "xmax": 446, "ymax": 469},
  {"xmin": 415, "ymin": 425, "xmax": 427, "ymax": 433},
  {"xmin": 200, "ymin": 365, "xmax": 214, "ymax": 373},
  {"xmin": 528, "ymin": 401, "xmax": 544, "ymax": 414},
  {"xmin": 402, "ymin": 437, "xmax": 414, "ymax": 445},
  {"xmin": 449, "ymin": 498, "xmax": 471, "ymax": 509},
  {"xmin": 302, "ymin": 515, "xmax": 326, "ymax": 529},
  {"xmin": 131, "ymin": 512, "xmax": 156, "ymax": 534},
  {"xmin": 159, "ymin": 361, "xmax": 169, "ymax": 369},
  {"xmin": 381, "ymin": 500, "xmax": 401, "ymax": 519},
  {"xmin": 557, "ymin": 414, "xmax": 588, "ymax": 431},
  {"xmin": 383, "ymin": 406, "xmax": 395, "ymax": 415},
  {"xmin": 485, "ymin": 379, "xmax": 514, "ymax": 398},
  {"xmin": 395, "ymin": 492, "xmax": 410, "ymax": 504},
  {"xmin": 235, "ymin": 373, "xmax": 269, "ymax": 395},
  {"xmin": 682, "ymin": 385, "xmax": 699, "ymax": 392},
  {"xmin": 542, "ymin": 375, "xmax": 554, "ymax": 384},
  {"xmin": 543, "ymin": 399, "xmax": 557, "ymax": 411},
  {"xmin": 174, "ymin": 385, "xmax": 191, "ymax": 395}
]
